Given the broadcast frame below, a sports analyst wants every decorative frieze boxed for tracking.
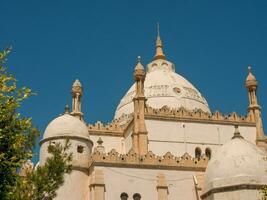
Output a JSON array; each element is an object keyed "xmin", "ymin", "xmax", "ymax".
[
  {"xmin": 87, "ymin": 106, "xmax": 255, "ymax": 138},
  {"xmin": 89, "ymin": 149, "xmax": 208, "ymax": 171},
  {"xmin": 145, "ymin": 106, "xmax": 255, "ymax": 125}
]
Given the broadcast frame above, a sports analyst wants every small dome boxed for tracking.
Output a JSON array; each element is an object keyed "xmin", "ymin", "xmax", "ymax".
[
  {"xmin": 115, "ymin": 59, "xmax": 210, "ymax": 119},
  {"xmin": 245, "ymin": 66, "xmax": 257, "ymax": 88},
  {"xmin": 43, "ymin": 113, "xmax": 89, "ymax": 140},
  {"xmin": 204, "ymin": 129, "xmax": 267, "ymax": 191},
  {"xmin": 246, "ymin": 72, "xmax": 256, "ymax": 82}
]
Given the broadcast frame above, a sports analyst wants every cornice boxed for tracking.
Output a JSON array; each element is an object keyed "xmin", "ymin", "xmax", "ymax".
[
  {"xmin": 201, "ymin": 184, "xmax": 265, "ymax": 199},
  {"xmin": 89, "ymin": 149, "xmax": 208, "ymax": 171},
  {"xmin": 87, "ymin": 114, "xmax": 133, "ymax": 137},
  {"xmin": 86, "ymin": 106, "xmax": 255, "ymax": 138},
  {"xmin": 144, "ymin": 106, "xmax": 255, "ymax": 126}
]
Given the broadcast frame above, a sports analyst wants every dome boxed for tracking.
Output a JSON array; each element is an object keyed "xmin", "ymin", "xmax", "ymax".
[
  {"xmin": 43, "ymin": 113, "xmax": 90, "ymax": 141},
  {"xmin": 204, "ymin": 128, "xmax": 267, "ymax": 192},
  {"xmin": 115, "ymin": 59, "xmax": 210, "ymax": 119}
]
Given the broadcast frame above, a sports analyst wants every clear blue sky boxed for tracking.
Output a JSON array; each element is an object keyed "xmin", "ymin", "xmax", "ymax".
[{"xmin": 1, "ymin": 0, "xmax": 267, "ymax": 162}]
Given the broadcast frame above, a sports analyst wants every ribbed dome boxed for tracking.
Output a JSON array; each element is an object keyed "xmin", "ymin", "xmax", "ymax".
[
  {"xmin": 115, "ymin": 59, "xmax": 210, "ymax": 119},
  {"xmin": 204, "ymin": 132, "xmax": 267, "ymax": 191},
  {"xmin": 43, "ymin": 113, "xmax": 89, "ymax": 140}
]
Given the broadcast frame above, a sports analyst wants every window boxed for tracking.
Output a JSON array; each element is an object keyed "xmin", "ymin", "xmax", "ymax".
[
  {"xmin": 133, "ymin": 193, "xmax": 141, "ymax": 200},
  {"xmin": 77, "ymin": 145, "xmax": 84, "ymax": 153},
  {"xmin": 120, "ymin": 192, "xmax": 128, "ymax": 200},
  {"xmin": 205, "ymin": 148, "xmax": 212, "ymax": 160},
  {"xmin": 195, "ymin": 147, "xmax": 202, "ymax": 159}
]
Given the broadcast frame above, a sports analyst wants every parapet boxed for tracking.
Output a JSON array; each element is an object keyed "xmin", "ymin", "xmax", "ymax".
[
  {"xmin": 89, "ymin": 149, "xmax": 208, "ymax": 171},
  {"xmin": 145, "ymin": 106, "xmax": 254, "ymax": 125}
]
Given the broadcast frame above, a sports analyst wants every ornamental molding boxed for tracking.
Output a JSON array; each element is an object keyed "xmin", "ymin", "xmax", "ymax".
[
  {"xmin": 201, "ymin": 183, "xmax": 266, "ymax": 199},
  {"xmin": 89, "ymin": 149, "xmax": 208, "ymax": 171},
  {"xmin": 86, "ymin": 106, "xmax": 255, "ymax": 137},
  {"xmin": 145, "ymin": 106, "xmax": 255, "ymax": 126},
  {"xmin": 87, "ymin": 114, "xmax": 133, "ymax": 136}
]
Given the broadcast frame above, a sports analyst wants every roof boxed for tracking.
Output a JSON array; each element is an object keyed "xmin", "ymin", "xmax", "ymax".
[
  {"xmin": 43, "ymin": 113, "xmax": 90, "ymax": 141},
  {"xmin": 115, "ymin": 58, "xmax": 210, "ymax": 119}
]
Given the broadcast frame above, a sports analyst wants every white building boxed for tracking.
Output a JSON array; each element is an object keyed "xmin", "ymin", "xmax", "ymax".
[{"xmin": 39, "ymin": 30, "xmax": 267, "ymax": 200}]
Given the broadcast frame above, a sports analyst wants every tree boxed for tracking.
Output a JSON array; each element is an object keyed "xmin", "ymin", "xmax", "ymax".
[
  {"xmin": 12, "ymin": 141, "xmax": 72, "ymax": 200},
  {"xmin": 0, "ymin": 48, "xmax": 72, "ymax": 199},
  {"xmin": 261, "ymin": 186, "xmax": 267, "ymax": 200}
]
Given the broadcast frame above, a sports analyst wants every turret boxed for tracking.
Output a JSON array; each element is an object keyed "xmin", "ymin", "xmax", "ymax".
[
  {"xmin": 40, "ymin": 106, "xmax": 93, "ymax": 199},
  {"xmin": 245, "ymin": 66, "xmax": 265, "ymax": 146},
  {"xmin": 132, "ymin": 56, "xmax": 148, "ymax": 155},
  {"xmin": 71, "ymin": 79, "xmax": 83, "ymax": 120}
]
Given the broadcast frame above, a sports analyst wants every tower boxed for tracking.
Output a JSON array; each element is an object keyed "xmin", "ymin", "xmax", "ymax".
[
  {"xmin": 40, "ymin": 107, "xmax": 93, "ymax": 200},
  {"xmin": 132, "ymin": 56, "xmax": 148, "ymax": 155},
  {"xmin": 245, "ymin": 66, "xmax": 265, "ymax": 146}
]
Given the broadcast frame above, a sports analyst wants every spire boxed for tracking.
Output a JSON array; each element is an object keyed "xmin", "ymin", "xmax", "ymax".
[
  {"xmin": 64, "ymin": 105, "xmax": 70, "ymax": 114},
  {"xmin": 154, "ymin": 23, "xmax": 166, "ymax": 60}
]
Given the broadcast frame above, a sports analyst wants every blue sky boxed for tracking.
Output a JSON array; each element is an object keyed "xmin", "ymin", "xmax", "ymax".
[{"xmin": 1, "ymin": 0, "xmax": 267, "ymax": 162}]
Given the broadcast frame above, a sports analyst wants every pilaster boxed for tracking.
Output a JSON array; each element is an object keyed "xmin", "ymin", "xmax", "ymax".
[
  {"xmin": 89, "ymin": 170, "xmax": 105, "ymax": 200},
  {"xmin": 156, "ymin": 173, "xmax": 169, "ymax": 200}
]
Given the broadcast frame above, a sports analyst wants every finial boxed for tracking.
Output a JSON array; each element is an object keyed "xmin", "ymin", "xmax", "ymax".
[
  {"xmin": 154, "ymin": 23, "xmax": 166, "ymax": 60},
  {"xmin": 157, "ymin": 22, "xmax": 160, "ymax": 37},
  {"xmin": 64, "ymin": 105, "xmax": 70, "ymax": 114},
  {"xmin": 245, "ymin": 65, "xmax": 257, "ymax": 83},
  {"xmin": 97, "ymin": 137, "xmax": 103, "ymax": 146},
  {"xmin": 95, "ymin": 137, "xmax": 105, "ymax": 153},
  {"xmin": 248, "ymin": 65, "xmax": 252, "ymax": 73},
  {"xmin": 232, "ymin": 125, "xmax": 244, "ymax": 139},
  {"xmin": 137, "ymin": 56, "xmax": 141, "ymax": 63},
  {"xmin": 134, "ymin": 56, "xmax": 145, "ymax": 71},
  {"xmin": 72, "ymin": 79, "xmax": 82, "ymax": 87}
]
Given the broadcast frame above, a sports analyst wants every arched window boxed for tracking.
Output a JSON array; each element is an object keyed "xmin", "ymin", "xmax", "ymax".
[
  {"xmin": 205, "ymin": 148, "xmax": 212, "ymax": 160},
  {"xmin": 133, "ymin": 193, "xmax": 141, "ymax": 200},
  {"xmin": 195, "ymin": 147, "xmax": 202, "ymax": 159},
  {"xmin": 120, "ymin": 192, "xmax": 128, "ymax": 200}
]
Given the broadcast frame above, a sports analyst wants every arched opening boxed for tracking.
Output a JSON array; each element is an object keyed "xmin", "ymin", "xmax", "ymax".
[
  {"xmin": 195, "ymin": 147, "xmax": 202, "ymax": 159},
  {"xmin": 133, "ymin": 193, "xmax": 141, "ymax": 200},
  {"xmin": 120, "ymin": 192, "xmax": 128, "ymax": 200},
  {"xmin": 205, "ymin": 148, "xmax": 212, "ymax": 160}
]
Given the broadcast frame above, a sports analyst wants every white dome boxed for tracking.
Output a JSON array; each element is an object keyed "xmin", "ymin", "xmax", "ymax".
[
  {"xmin": 115, "ymin": 59, "xmax": 210, "ymax": 119},
  {"xmin": 204, "ymin": 133, "xmax": 267, "ymax": 192},
  {"xmin": 43, "ymin": 113, "xmax": 89, "ymax": 141}
]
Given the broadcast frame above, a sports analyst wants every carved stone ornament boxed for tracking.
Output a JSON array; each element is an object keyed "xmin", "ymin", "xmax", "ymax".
[{"xmin": 90, "ymin": 148, "xmax": 208, "ymax": 171}]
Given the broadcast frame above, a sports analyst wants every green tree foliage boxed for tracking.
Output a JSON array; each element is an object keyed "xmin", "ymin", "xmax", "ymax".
[
  {"xmin": 261, "ymin": 186, "xmax": 267, "ymax": 200},
  {"xmin": 0, "ymin": 48, "xmax": 39, "ymax": 199},
  {"xmin": 12, "ymin": 141, "xmax": 72, "ymax": 200},
  {"xmin": 0, "ymin": 48, "xmax": 72, "ymax": 199}
]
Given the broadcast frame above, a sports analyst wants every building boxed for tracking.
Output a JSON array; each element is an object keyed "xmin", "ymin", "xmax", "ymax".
[{"xmin": 39, "ymin": 29, "xmax": 267, "ymax": 200}]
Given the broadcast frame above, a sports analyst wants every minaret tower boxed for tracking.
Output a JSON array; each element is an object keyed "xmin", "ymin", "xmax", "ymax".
[
  {"xmin": 245, "ymin": 66, "xmax": 265, "ymax": 146},
  {"xmin": 71, "ymin": 79, "xmax": 83, "ymax": 120},
  {"xmin": 132, "ymin": 56, "xmax": 148, "ymax": 155}
]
